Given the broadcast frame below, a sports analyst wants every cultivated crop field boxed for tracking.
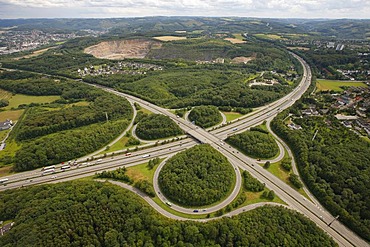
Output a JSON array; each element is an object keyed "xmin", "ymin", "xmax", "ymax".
[
  {"xmin": 224, "ymin": 33, "xmax": 246, "ymax": 44},
  {"xmin": 0, "ymin": 88, "xmax": 12, "ymax": 100},
  {"xmin": 153, "ymin": 36, "xmax": 187, "ymax": 42},
  {"xmin": 254, "ymin": 34, "xmax": 284, "ymax": 40},
  {"xmin": 316, "ymin": 79, "xmax": 367, "ymax": 92},
  {"xmin": 0, "ymin": 109, "xmax": 24, "ymax": 122}
]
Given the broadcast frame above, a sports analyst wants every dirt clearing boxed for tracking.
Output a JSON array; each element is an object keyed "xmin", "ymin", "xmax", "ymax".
[{"xmin": 84, "ymin": 39, "xmax": 162, "ymax": 60}]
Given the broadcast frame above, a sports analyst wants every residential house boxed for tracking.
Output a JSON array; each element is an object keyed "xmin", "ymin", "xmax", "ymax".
[{"xmin": 0, "ymin": 119, "xmax": 12, "ymax": 131}]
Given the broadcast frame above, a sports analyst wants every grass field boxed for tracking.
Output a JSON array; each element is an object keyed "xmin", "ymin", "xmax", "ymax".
[
  {"xmin": 13, "ymin": 46, "xmax": 56, "ymax": 60},
  {"xmin": 254, "ymin": 34, "xmax": 284, "ymax": 40},
  {"xmin": 153, "ymin": 36, "xmax": 187, "ymax": 42},
  {"xmin": 0, "ymin": 109, "xmax": 24, "ymax": 122},
  {"xmin": 223, "ymin": 112, "xmax": 243, "ymax": 122},
  {"xmin": 264, "ymin": 151, "xmax": 311, "ymax": 198},
  {"xmin": 101, "ymin": 136, "xmax": 130, "ymax": 155},
  {"xmin": 232, "ymin": 33, "xmax": 245, "ymax": 40},
  {"xmin": 316, "ymin": 79, "xmax": 367, "ymax": 92},
  {"xmin": 126, "ymin": 160, "xmax": 163, "ymax": 183},
  {"xmin": 0, "ymin": 166, "xmax": 13, "ymax": 177},
  {"xmin": 5, "ymin": 94, "xmax": 60, "ymax": 110},
  {"xmin": 139, "ymin": 108, "xmax": 153, "ymax": 115},
  {"xmin": 0, "ymin": 140, "xmax": 21, "ymax": 170},
  {"xmin": 224, "ymin": 37, "xmax": 246, "ymax": 44},
  {"xmin": 0, "ymin": 128, "xmax": 11, "ymax": 141},
  {"xmin": 288, "ymin": 46, "xmax": 310, "ymax": 51}
]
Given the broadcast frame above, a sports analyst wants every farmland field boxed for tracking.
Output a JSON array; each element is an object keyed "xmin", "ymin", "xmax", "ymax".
[
  {"xmin": 153, "ymin": 36, "xmax": 187, "ymax": 42},
  {"xmin": 13, "ymin": 46, "xmax": 57, "ymax": 60},
  {"xmin": 224, "ymin": 33, "xmax": 246, "ymax": 44},
  {"xmin": 254, "ymin": 34, "xmax": 284, "ymax": 40},
  {"xmin": 0, "ymin": 109, "xmax": 24, "ymax": 122},
  {"xmin": 224, "ymin": 38, "xmax": 246, "ymax": 44},
  {"xmin": 0, "ymin": 88, "xmax": 12, "ymax": 100},
  {"xmin": 5, "ymin": 94, "xmax": 60, "ymax": 110},
  {"xmin": 316, "ymin": 79, "xmax": 367, "ymax": 92}
]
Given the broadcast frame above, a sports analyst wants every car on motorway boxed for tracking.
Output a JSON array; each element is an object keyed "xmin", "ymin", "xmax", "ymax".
[
  {"xmin": 125, "ymin": 152, "xmax": 132, "ymax": 156},
  {"xmin": 232, "ymin": 128, "xmax": 238, "ymax": 131},
  {"xmin": 142, "ymin": 154, "xmax": 151, "ymax": 158},
  {"xmin": 193, "ymin": 209, "xmax": 199, "ymax": 213},
  {"xmin": 0, "ymin": 178, "xmax": 9, "ymax": 184},
  {"xmin": 165, "ymin": 201, "xmax": 172, "ymax": 207}
]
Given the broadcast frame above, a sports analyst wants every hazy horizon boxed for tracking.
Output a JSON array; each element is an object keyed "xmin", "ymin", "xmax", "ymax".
[{"xmin": 0, "ymin": 0, "xmax": 369, "ymax": 19}]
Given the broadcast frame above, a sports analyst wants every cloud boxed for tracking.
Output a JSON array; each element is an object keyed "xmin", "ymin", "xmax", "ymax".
[{"xmin": 0, "ymin": 0, "xmax": 369, "ymax": 18}]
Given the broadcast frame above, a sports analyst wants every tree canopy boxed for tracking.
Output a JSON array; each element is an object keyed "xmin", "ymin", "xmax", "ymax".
[
  {"xmin": 135, "ymin": 114, "xmax": 183, "ymax": 140},
  {"xmin": 0, "ymin": 71, "xmax": 133, "ymax": 171},
  {"xmin": 188, "ymin": 105, "xmax": 222, "ymax": 128},
  {"xmin": 0, "ymin": 180, "xmax": 337, "ymax": 247},
  {"xmin": 226, "ymin": 129, "xmax": 279, "ymax": 159},
  {"xmin": 158, "ymin": 144, "xmax": 235, "ymax": 206},
  {"xmin": 272, "ymin": 112, "xmax": 370, "ymax": 241}
]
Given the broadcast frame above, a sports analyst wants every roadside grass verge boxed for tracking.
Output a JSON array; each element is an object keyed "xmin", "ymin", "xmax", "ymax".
[
  {"xmin": 263, "ymin": 151, "xmax": 311, "ymax": 199},
  {"xmin": 222, "ymin": 111, "xmax": 244, "ymax": 122}
]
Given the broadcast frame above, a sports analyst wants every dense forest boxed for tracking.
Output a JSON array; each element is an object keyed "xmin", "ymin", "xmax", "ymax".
[
  {"xmin": 272, "ymin": 112, "xmax": 370, "ymax": 241},
  {"xmin": 118, "ymin": 68, "xmax": 293, "ymax": 109},
  {"xmin": 158, "ymin": 144, "xmax": 235, "ymax": 207},
  {"xmin": 0, "ymin": 180, "xmax": 337, "ymax": 247},
  {"xmin": 135, "ymin": 114, "xmax": 183, "ymax": 140},
  {"xmin": 188, "ymin": 105, "xmax": 222, "ymax": 128},
  {"xmin": 0, "ymin": 71, "xmax": 133, "ymax": 171},
  {"xmin": 226, "ymin": 128, "xmax": 279, "ymax": 159}
]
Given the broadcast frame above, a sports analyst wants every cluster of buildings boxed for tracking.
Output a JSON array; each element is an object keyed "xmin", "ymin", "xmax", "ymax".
[
  {"xmin": 290, "ymin": 85, "xmax": 370, "ymax": 137},
  {"xmin": 331, "ymin": 86, "xmax": 370, "ymax": 136},
  {"xmin": 326, "ymin": 42, "xmax": 345, "ymax": 51},
  {"xmin": 336, "ymin": 69, "xmax": 370, "ymax": 81},
  {"xmin": 196, "ymin": 58, "xmax": 225, "ymax": 64},
  {"xmin": 0, "ymin": 29, "xmax": 104, "ymax": 55},
  {"xmin": 77, "ymin": 61, "xmax": 163, "ymax": 77}
]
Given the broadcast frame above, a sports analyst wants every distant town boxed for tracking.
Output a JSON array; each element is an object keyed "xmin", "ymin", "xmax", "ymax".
[{"xmin": 0, "ymin": 29, "xmax": 105, "ymax": 55}]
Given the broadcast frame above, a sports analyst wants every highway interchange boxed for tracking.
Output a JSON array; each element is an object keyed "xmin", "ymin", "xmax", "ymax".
[{"xmin": 1, "ymin": 53, "xmax": 369, "ymax": 247}]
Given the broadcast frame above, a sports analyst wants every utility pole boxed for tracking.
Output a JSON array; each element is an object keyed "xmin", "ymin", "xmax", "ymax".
[{"xmin": 328, "ymin": 215, "xmax": 340, "ymax": 227}]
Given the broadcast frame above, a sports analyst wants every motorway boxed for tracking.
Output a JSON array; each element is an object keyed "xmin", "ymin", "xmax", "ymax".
[{"xmin": 1, "ymin": 53, "xmax": 368, "ymax": 247}]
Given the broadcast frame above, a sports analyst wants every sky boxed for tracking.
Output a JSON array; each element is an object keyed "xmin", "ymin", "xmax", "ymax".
[{"xmin": 0, "ymin": 0, "xmax": 369, "ymax": 19}]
